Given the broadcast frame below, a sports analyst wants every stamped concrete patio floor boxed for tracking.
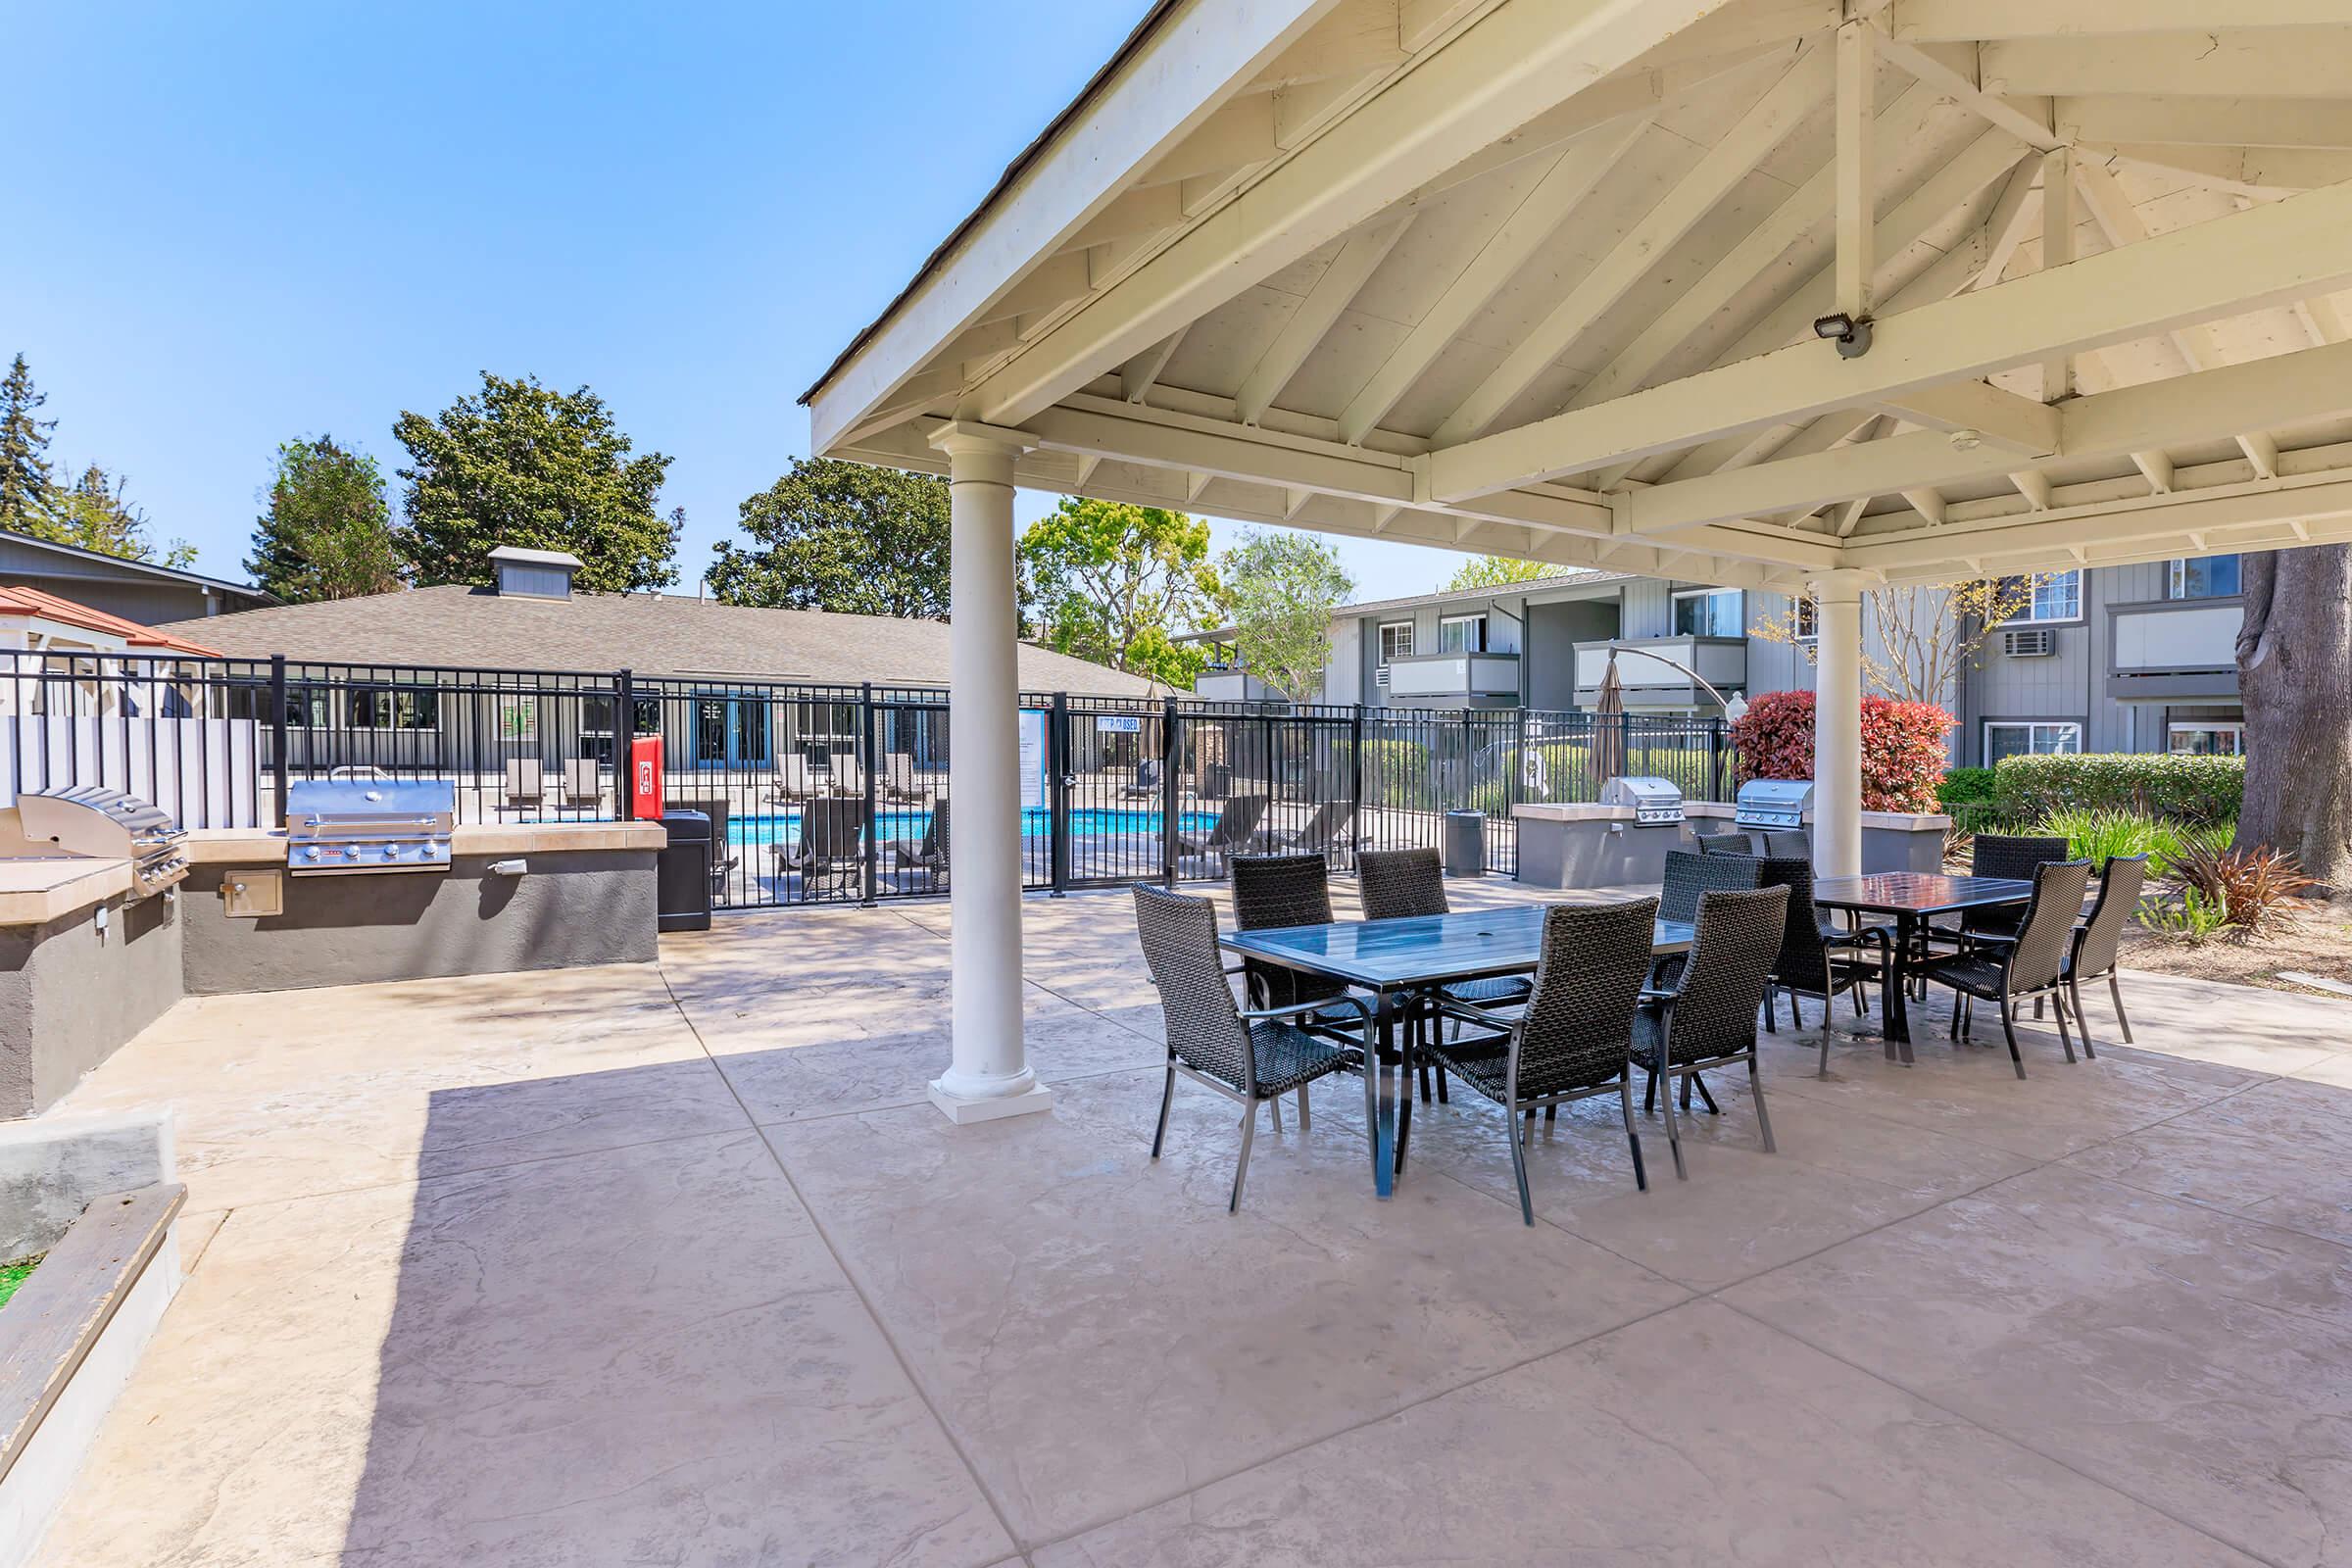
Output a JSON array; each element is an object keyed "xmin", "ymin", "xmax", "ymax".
[{"xmin": 34, "ymin": 880, "xmax": 2352, "ymax": 1567}]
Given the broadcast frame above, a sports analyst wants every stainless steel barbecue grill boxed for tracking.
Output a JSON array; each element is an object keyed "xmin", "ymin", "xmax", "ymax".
[
  {"xmin": 1597, "ymin": 775, "xmax": 1686, "ymax": 826},
  {"xmin": 18, "ymin": 786, "xmax": 190, "ymax": 899},
  {"xmin": 1734, "ymin": 778, "xmax": 1814, "ymax": 832},
  {"xmin": 286, "ymin": 778, "xmax": 455, "ymax": 876}
]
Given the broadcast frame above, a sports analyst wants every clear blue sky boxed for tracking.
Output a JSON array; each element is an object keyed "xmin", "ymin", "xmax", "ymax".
[{"xmin": 4, "ymin": 1, "xmax": 1476, "ymax": 605}]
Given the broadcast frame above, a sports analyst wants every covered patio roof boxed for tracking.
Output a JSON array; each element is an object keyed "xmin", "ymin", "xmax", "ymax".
[{"xmin": 805, "ymin": 0, "xmax": 2352, "ymax": 592}]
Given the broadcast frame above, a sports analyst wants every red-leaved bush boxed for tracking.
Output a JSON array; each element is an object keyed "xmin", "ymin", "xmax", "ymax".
[{"xmin": 1730, "ymin": 690, "xmax": 1955, "ymax": 813}]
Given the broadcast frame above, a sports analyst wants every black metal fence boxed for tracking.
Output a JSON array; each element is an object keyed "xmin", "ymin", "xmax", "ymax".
[{"xmin": 2, "ymin": 650, "xmax": 1736, "ymax": 911}]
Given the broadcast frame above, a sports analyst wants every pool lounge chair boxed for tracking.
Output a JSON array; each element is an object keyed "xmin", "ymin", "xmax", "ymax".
[
  {"xmin": 503, "ymin": 758, "xmax": 544, "ymax": 811},
  {"xmin": 1267, "ymin": 799, "xmax": 1359, "ymax": 860},
  {"xmin": 1123, "ymin": 758, "xmax": 1163, "ymax": 801},
  {"xmin": 560, "ymin": 758, "xmax": 603, "ymax": 810},
  {"xmin": 888, "ymin": 797, "xmax": 950, "ymax": 888},
  {"xmin": 1171, "ymin": 793, "xmax": 1267, "ymax": 872},
  {"xmin": 770, "ymin": 797, "xmax": 868, "ymax": 897}
]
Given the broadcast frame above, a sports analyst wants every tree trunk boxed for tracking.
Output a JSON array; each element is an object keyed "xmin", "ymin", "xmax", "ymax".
[{"xmin": 2234, "ymin": 544, "xmax": 2352, "ymax": 894}]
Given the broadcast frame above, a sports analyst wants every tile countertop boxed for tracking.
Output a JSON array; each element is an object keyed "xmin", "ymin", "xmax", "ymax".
[
  {"xmin": 0, "ymin": 856, "xmax": 134, "ymax": 926},
  {"xmin": 1511, "ymin": 802, "xmax": 1950, "ymax": 830}
]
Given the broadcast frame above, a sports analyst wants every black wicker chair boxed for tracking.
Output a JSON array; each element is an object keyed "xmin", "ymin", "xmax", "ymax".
[
  {"xmin": 1131, "ymin": 885, "xmax": 1370, "ymax": 1212},
  {"xmin": 1635, "ymin": 884, "xmax": 1790, "ymax": 1180},
  {"xmin": 1751, "ymin": 856, "xmax": 1889, "ymax": 1072},
  {"xmin": 1692, "ymin": 828, "xmax": 1759, "ymax": 857},
  {"xmin": 1229, "ymin": 853, "xmax": 1348, "ymax": 1012},
  {"xmin": 1918, "ymin": 858, "xmax": 2095, "ymax": 1077},
  {"xmin": 2065, "ymin": 853, "xmax": 2148, "ymax": 1054},
  {"xmin": 1962, "ymin": 833, "xmax": 2072, "ymax": 942},
  {"xmin": 1356, "ymin": 847, "xmax": 1530, "ymax": 1105},
  {"xmin": 1419, "ymin": 897, "xmax": 1663, "ymax": 1221},
  {"xmin": 1648, "ymin": 850, "xmax": 1763, "ymax": 1107}
]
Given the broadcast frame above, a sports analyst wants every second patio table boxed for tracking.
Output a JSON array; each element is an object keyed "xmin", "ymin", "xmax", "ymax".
[
  {"xmin": 1810, "ymin": 872, "xmax": 2034, "ymax": 1061},
  {"xmin": 1220, "ymin": 905, "xmax": 1695, "ymax": 1200}
]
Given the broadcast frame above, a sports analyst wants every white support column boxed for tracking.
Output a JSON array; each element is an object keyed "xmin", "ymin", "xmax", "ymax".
[
  {"xmin": 1812, "ymin": 569, "xmax": 1867, "ymax": 880},
  {"xmin": 926, "ymin": 421, "xmax": 1053, "ymax": 1125}
]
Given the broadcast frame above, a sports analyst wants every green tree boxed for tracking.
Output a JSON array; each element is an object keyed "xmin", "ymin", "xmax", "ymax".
[
  {"xmin": 247, "ymin": 435, "xmax": 405, "ymax": 603},
  {"xmin": 27, "ymin": 464, "xmax": 197, "ymax": 569},
  {"xmin": 393, "ymin": 372, "xmax": 679, "ymax": 592},
  {"xmin": 1220, "ymin": 529, "xmax": 1353, "ymax": 703},
  {"xmin": 1017, "ymin": 496, "xmax": 1220, "ymax": 683},
  {"xmin": 709, "ymin": 457, "xmax": 950, "ymax": 616},
  {"xmin": 1443, "ymin": 554, "xmax": 1552, "ymax": 592},
  {"xmin": 0, "ymin": 354, "xmax": 57, "ymax": 530}
]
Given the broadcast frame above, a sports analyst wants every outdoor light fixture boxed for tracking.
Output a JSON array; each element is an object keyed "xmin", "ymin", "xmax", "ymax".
[
  {"xmin": 1812, "ymin": 312, "xmax": 1874, "ymax": 359},
  {"xmin": 1949, "ymin": 427, "xmax": 1984, "ymax": 452}
]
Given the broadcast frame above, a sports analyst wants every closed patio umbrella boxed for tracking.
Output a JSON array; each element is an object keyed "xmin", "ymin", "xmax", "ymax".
[{"xmin": 1592, "ymin": 650, "xmax": 1626, "ymax": 788}]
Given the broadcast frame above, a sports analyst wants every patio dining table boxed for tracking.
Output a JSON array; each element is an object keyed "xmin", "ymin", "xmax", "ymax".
[
  {"xmin": 1810, "ymin": 872, "xmax": 2034, "ymax": 1061},
  {"xmin": 1221, "ymin": 905, "xmax": 1695, "ymax": 1200}
]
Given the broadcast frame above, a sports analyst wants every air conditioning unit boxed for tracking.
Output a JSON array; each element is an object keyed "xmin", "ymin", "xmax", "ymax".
[{"xmin": 2002, "ymin": 626, "xmax": 2057, "ymax": 658}]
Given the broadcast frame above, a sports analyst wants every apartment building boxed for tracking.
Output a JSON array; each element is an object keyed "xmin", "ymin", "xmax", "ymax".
[{"xmin": 1193, "ymin": 556, "xmax": 2247, "ymax": 766}]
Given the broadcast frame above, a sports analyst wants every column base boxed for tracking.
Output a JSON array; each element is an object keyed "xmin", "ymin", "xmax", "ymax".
[{"xmin": 928, "ymin": 1079, "xmax": 1054, "ymax": 1125}]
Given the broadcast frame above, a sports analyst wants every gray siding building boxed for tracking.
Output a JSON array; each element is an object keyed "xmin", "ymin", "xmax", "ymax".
[
  {"xmin": 1199, "ymin": 557, "xmax": 2249, "ymax": 766},
  {"xmin": 0, "ymin": 528, "xmax": 272, "ymax": 624}
]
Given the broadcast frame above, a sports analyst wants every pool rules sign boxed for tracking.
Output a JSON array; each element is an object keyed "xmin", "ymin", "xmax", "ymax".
[{"xmin": 1018, "ymin": 710, "xmax": 1048, "ymax": 811}]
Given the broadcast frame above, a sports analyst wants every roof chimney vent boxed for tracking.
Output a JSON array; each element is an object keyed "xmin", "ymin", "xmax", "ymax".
[{"xmin": 487, "ymin": 545, "xmax": 584, "ymax": 599}]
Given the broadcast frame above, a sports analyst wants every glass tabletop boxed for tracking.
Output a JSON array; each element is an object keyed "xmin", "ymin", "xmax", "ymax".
[
  {"xmin": 1810, "ymin": 872, "xmax": 2034, "ymax": 916},
  {"xmin": 1220, "ymin": 905, "xmax": 1695, "ymax": 992}
]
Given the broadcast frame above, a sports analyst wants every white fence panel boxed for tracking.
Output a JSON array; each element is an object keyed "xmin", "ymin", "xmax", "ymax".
[{"xmin": 2, "ymin": 717, "xmax": 262, "ymax": 828}]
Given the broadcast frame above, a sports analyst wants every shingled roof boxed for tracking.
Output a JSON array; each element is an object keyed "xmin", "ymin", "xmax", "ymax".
[{"xmin": 155, "ymin": 586, "xmax": 1161, "ymax": 695}]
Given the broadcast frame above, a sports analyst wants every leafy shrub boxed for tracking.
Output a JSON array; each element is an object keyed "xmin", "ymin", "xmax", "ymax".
[
  {"xmin": 1937, "ymin": 766, "xmax": 1996, "ymax": 806},
  {"xmin": 2170, "ymin": 839, "xmax": 2316, "ymax": 935},
  {"xmin": 2034, "ymin": 807, "xmax": 2238, "ymax": 877},
  {"xmin": 1730, "ymin": 690, "xmax": 1955, "ymax": 813},
  {"xmin": 1993, "ymin": 752, "xmax": 2243, "ymax": 825},
  {"xmin": 1361, "ymin": 738, "xmax": 1433, "ymax": 808},
  {"xmin": 2136, "ymin": 886, "xmax": 2233, "ymax": 944}
]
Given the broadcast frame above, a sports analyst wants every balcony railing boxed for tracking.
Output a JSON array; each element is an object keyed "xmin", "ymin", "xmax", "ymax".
[
  {"xmin": 2106, "ymin": 598, "xmax": 2242, "ymax": 699},
  {"xmin": 1380, "ymin": 650, "xmax": 1520, "ymax": 706},
  {"xmin": 1570, "ymin": 636, "xmax": 1746, "ymax": 709}
]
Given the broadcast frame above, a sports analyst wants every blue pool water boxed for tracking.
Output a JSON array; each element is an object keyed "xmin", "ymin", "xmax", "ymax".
[{"xmin": 728, "ymin": 807, "xmax": 1219, "ymax": 846}]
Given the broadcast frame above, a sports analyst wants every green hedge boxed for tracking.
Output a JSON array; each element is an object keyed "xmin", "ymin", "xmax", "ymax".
[
  {"xmin": 1936, "ymin": 766, "xmax": 1997, "ymax": 807},
  {"xmin": 1992, "ymin": 752, "xmax": 2243, "ymax": 825}
]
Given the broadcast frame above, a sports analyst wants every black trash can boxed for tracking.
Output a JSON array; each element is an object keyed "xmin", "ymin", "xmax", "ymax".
[
  {"xmin": 1443, "ymin": 808, "xmax": 1486, "ymax": 878},
  {"xmin": 657, "ymin": 808, "xmax": 712, "ymax": 932}
]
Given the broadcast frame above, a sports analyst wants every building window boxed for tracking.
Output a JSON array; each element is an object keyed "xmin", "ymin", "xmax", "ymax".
[
  {"xmin": 2168, "ymin": 721, "xmax": 2244, "ymax": 757},
  {"xmin": 1376, "ymin": 621, "xmax": 1413, "ymax": 688},
  {"xmin": 1671, "ymin": 588, "xmax": 1744, "ymax": 637},
  {"xmin": 2169, "ymin": 556, "xmax": 2241, "ymax": 600},
  {"xmin": 1792, "ymin": 596, "xmax": 1818, "ymax": 642},
  {"xmin": 1437, "ymin": 613, "xmax": 1485, "ymax": 654},
  {"xmin": 1983, "ymin": 720, "xmax": 2082, "ymax": 763},
  {"xmin": 349, "ymin": 686, "xmax": 439, "ymax": 730},
  {"xmin": 1997, "ymin": 570, "xmax": 2082, "ymax": 623}
]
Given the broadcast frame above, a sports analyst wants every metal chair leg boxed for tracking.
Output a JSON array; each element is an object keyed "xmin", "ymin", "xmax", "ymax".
[
  {"xmin": 1999, "ymin": 998, "xmax": 2028, "ymax": 1079},
  {"xmin": 1747, "ymin": 1047, "xmax": 1776, "ymax": 1153},
  {"xmin": 1786, "ymin": 989, "xmax": 1802, "ymax": 1031},
  {"xmin": 1620, "ymin": 1075, "xmax": 1648, "ymax": 1192},
  {"xmin": 2052, "ymin": 987, "xmax": 2077, "ymax": 1064},
  {"xmin": 2068, "ymin": 981, "xmax": 2095, "ymax": 1059},
  {"xmin": 1690, "ymin": 1074, "xmax": 1720, "ymax": 1115},
  {"xmin": 1270, "ymin": 1092, "xmax": 1284, "ymax": 1133},
  {"xmin": 2034, "ymin": 995, "xmax": 2045, "ymax": 1020},
  {"xmin": 1658, "ymin": 1046, "xmax": 1688, "ymax": 1180},
  {"xmin": 2108, "ymin": 972, "xmax": 2135, "ymax": 1044},
  {"xmin": 1643, "ymin": 1068, "xmax": 1658, "ymax": 1114},
  {"xmin": 1507, "ymin": 1102, "xmax": 1535, "ymax": 1226},
  {"xmin": 1544, "ymin": 1103, "xmax": 1557, "ymax": 1123},
  {"xmin": 1151, "ymin": 1061, "xmax": 1176, "ymax": 1158},
  {"xmin": 1297, "ymin": 1086, "xmax": 1311, "ymax": 1128},
  {"xmin": 1229, "ymin": 1101, "xmax": 1259, "ymax": 1212},
  {"xmin": 1761, "ymin": 988, "xmax": 1778, "ymax": 1034}
]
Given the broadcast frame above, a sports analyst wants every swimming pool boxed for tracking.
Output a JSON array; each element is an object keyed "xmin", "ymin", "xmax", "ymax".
[{"xmin": 728, "ymin": 806, "xmax": 1220, "ymax": 846}]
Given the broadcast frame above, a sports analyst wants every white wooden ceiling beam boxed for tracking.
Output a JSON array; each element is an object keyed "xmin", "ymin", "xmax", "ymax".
[
  {"xmin": 1834, "ymin": 19, "xmax": 1874, "ymax": 319},
  {"xmin": 1573, "ymin": 79, "xmax": 1939, "ymax": 413},
  {"xmin": 1712, "ymin": 130, "xmax": 2031, "ymax": 367},
  {"xmin": 2036, "ymin": 146, "xmax": 2075, "ymax": 403},
  {"xmin": 966, "ymin": 0, "xmax": 1751, "ymax": 429},
  {"xmin": 1336, "ymin": 122, "xmax": 1639, "ymax": 444},
  {"xmin": 1615, "ymin": 332, "xmax": 2352, "ymax": 537},
  {"xmin": 1868, "ymin": 30, "xmax": 2060, "ymax": 152},
  {"xmin": 2055, "ymin": 96, "xmax": 2352, "ymax": 149},
  {"xmin": 1983, "ymin": 30, "xmax": 2352, "ymax": 102},
  {"xmin": 1136, "ymin": 95, "xmax": 1281, "ymax": 188},
  {"xmin": 1119, "ymin": 328, "xmax": 1190, "ymax": 403},
  {"xmin": 1867, "ymin": 378, "xmax": 2061, "ymax": 455},
  {"xmin": 1251, "ymin": 0, "xmax": 1412, "ymax": 88},
  {"xmin": 1422, "ymin": 176, "xmax": 2352, "ymax": 501},
  {"xmin": 2132, "ymin": 452, "xmax": 2175, "ymax": 494},
  {"xmin": 1234, "ymin": 215, "xmax": 1413, "ymax": 423},
  {"xmin": 1399, "ymin": 0, "xmax": 1484, "ymax": 51},
  {"xmin": 1431, "ymin": 44, "xmax": 1835, "ymax": 444},
  {"xmin": 2085, "ymin": 143, "xmax": 2352, "ymax": 198},
  {"xmin": 1887, "ymin": 0, "xmax": 2352, "ymax": 44},
  {"xmin": 1899, "ymin": 487, "xmax": 1946, "ymax": 525}
]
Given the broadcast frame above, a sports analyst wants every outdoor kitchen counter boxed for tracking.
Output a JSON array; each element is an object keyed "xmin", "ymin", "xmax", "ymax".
[
  {"xmin": 0, "ymin": 857, "xmax": 135, "ymax": 928},
  {"xmin": 1513, "ymin": 801, "xmax": 1950, "ymax": 890},
  {"xmin": 179, "ymin": 819, "xmax": 667, "ymax": 996}
]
